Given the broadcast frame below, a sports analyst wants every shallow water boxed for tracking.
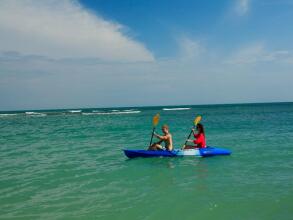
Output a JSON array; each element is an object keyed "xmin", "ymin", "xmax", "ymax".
[{"xmin": 0, "ymin": 103, "xmax": 292, "ymax": 219}]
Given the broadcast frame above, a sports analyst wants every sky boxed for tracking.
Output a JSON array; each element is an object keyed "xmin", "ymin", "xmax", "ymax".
[{"xmin": 0, "ymin": 0, "xmax": 293, "ymax": 110}]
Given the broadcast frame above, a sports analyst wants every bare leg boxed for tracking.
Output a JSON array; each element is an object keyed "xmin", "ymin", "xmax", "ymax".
[
  {"xmin": 148, "ymin": 143, "xmax": 163, "ymax": 150},
  {"xmin": 148, "ymin": 143, "xmax": 156, "ymax": 150}
]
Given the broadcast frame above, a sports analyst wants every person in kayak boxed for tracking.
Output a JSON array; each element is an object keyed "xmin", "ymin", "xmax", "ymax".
[
  {"xmin": 185, "ymin": 123, "xmax": 206, "ymax": 149},
  {"xmin": 148, "ymin": 125, "xmax": 173, "ymax": 151}
]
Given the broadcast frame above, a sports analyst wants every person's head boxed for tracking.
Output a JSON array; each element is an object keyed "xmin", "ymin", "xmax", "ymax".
[
  {"xmin": 161, "ymin": 124, "xmax": 169, "ymax": 134},
  {"xmin": 196, "ymin": 123, "xmax": 205, "ymax": 135}
]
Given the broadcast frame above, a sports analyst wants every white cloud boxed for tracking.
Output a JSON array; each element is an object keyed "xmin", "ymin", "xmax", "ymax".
[
  {"xmin": 0, "ymin": 0, "xmax": 154, "ymax": 62},
  {"xmin": 178, "ymin": 37, "xmax": 205, "ymax": 60},
  {"xmin": 235, "ymin": 0, "xmax": 250, "ymax": 16},
  {"xmin": 1, "ymin": 38, "xmax": 293, "ymax": 110},
  {"xmin": 226, "ymin": 44, "xmax": 265, "ymax": 64},
  {"xmin": 225, "ymin": 43, "xmax": 291, "ymax": 64}
]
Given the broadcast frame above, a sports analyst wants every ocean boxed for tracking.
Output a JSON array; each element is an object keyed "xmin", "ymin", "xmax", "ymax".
[{"xmin": 0, "ymin": 102, "xmax": 292, "ymax": 219}]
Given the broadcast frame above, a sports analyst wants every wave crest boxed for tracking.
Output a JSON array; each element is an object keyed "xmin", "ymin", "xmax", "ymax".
[
  {"xmin": 82, "ymin": 111, "xmax": 141, "ymax": 115},
  {"xmin": 163, "ymin": 108, "xmax": 191, "ymax": 111},
  {"xmin": 25, "ymin": 112, "xmax": 47, "ymax": 117}
]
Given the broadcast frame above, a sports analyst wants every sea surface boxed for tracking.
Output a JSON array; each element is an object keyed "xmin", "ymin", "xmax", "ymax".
[{"xmin": 0, "ymin": 103, "xmax": 292, "ymax": 219}]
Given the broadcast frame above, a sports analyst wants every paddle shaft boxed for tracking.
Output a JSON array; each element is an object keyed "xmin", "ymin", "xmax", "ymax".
[
  {"xmin": 149, "ymin": 127, "xmax": 156, "ymax": 147},
  {"xmin": 184, "ymin": 126, "xmax": 195, "ymax": 146}
]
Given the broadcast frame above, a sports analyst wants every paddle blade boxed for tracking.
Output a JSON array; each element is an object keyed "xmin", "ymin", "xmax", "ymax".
[
  {"xmin": 153, "ymin": 113, "xmax": 160, "ymax": 127},
  {"xmin": 194, "ymin": 115, "xmax": 202, "ymax": 126}
]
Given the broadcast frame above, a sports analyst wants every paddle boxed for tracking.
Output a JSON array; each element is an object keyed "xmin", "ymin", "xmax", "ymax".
[
  {"xmin": 182, "ymin": 115, "xmax": 202, "ymax": 149},
  {"xmin": 149, "ymin": 113, "xmax": 160, "ymax": 147}
]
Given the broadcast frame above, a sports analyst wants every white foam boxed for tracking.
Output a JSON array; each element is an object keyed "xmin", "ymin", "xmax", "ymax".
[
  {"xmin": 25, "ymin": 112, "xmax": 46, "ymax": 116},
  {"xmin": 68, "ymin": 110, "xmax": 82, "ymax": 113},
  {"xmin": 0, "ymin": 113, "xmax": 18, "ymax": 117},
  {"xmin": 82, "ymin": 111, "xmax": 141, "ymax": 115},
  {"xmin": 25, "ymin": 112, "xmax": 35, "ymax": 115},
  {"xmin": 82, "ymin": 113, "xmax": 99, "ymax": 115},
  {"xmin": 163, "ymin": 108, "xmax": 191, "ymax": 111},
  {"xmin": 107, "ymin": 110, "xmax": 141, "ymax": 115}
]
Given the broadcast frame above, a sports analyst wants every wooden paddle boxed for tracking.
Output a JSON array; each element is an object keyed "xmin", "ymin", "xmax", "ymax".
[
  {"xmin": 149, "ymin": 113, "xmax": 160, "ymax": 147},
  {"xmin": 182, "ymin": 115, "xmax": 202, "ymax": 149}
]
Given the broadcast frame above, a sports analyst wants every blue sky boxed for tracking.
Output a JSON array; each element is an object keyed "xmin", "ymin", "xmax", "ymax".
[
  {"xmin": 79, "ymin": 0, "xmax": 293, "ymax": 56},
  {"xmin": 0, "ymin": 0, "xmax": 293, "ymax": 110}
]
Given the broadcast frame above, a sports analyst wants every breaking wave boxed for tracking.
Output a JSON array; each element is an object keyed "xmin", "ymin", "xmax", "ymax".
[
  {"xmin": 162, "ymin": 108, "xmax": 191, "ymax": 111},
  {"xmin": 82, "ymin": 111, "xmax": 141, "ymax": 115},
  {"xmin": 25, "ymin": 112, "xmax": 47, "ymax": 117}
]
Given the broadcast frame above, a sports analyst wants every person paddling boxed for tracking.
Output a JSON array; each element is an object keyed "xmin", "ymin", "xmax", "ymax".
[
  {"xmin": 148, "ymin": 125, "xmax": 173, "ymax": 151},
  {"xmin": 184, "ymin": 123, "xmax": 206, "ymax": 149}
]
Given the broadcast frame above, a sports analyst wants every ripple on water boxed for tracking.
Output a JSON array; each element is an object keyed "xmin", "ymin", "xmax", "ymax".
[{"xmin": 1, "ymin": 104, "xmax": 293, "ymax": 219}]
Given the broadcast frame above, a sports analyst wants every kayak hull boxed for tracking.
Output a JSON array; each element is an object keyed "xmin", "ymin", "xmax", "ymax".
[{"xmin": 123, "ymin": 146, "xmax": 231, "ymax": 158}]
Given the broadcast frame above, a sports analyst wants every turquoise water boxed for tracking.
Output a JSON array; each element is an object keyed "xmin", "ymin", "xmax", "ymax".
[{"xmin": 0, "ymin": 103, "xmax": 292, "ymax": 219}]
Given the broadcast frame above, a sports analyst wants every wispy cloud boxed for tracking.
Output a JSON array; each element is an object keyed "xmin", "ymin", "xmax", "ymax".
[
  {"xmin": 0, "ymin": 0, "xmax": 154, "ymax": 62},
  {"xmin": 1, "ymin": 38, "xmax": 293, "ymax": 110},
  {"xmin": 178, "ymin": 37, "xmax": 205, "ymax": 60},
  {"xmin": 235, "ymin": 0, "xmax": 250, "ymax": 16},
  {"xmin": 225, "ymin": 43, "xmax": 291, "ymax": 64}
]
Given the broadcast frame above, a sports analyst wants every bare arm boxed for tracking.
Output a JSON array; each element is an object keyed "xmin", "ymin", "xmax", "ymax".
[{"xmin": 154, "ymin": 132, "xmax": 168, "ymax": 140}]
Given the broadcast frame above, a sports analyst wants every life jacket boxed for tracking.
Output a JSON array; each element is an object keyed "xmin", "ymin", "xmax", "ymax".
[{"xmin": 193, "ymin": 133, "xmax": 206, "ymax": 148}]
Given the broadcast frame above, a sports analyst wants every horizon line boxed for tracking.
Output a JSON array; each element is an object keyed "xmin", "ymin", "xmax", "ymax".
[{"xmin": 1, "ymin": 100, "xmax": 292, "ymax": 113}]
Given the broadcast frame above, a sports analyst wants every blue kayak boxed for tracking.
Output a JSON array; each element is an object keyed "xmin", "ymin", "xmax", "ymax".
[{"xmin": 123, "ymin": 146, "xmax": 231, "ymax": 158}]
